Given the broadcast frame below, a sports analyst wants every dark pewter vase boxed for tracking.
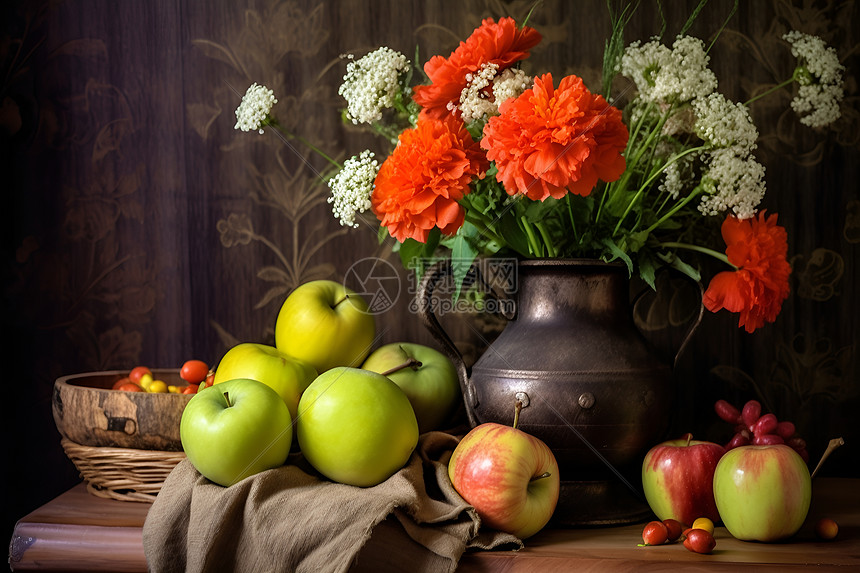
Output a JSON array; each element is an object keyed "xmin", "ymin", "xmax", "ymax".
[{"xmin": 418, "ymin": 258, "xmax": 701, "ymax": 526}]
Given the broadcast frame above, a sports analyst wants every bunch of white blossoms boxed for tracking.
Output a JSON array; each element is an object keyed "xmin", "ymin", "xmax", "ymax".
[
  {"xmin": 339, "ymin": 47, "xmax": 410, "ymax": 125},
  {"xmin": 452, "ymin": 63, "xmax": 532, "ymax": 124},
  {"xmin": 694, "ymin": 93, "xmax": 765, "ymax": 220},
  {"xmin": 619, "ymin": 35, "xmax": 718, "ymax": 104},
  {"xmin": 327, "ymin": 150, "xmax": 379, "ymax": 228},
  {"xmin": 783, "ymin": 31, "xmax": 845, "ymax": 128},
  {"xmin": 234, "ymin": 83, "xmax": 278, "ymax": 134}
]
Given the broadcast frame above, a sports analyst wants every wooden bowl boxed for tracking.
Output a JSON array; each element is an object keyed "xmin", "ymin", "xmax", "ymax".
[{"xmin": 52, "ymin": 370, "xmax": 193, "ymax": 452}]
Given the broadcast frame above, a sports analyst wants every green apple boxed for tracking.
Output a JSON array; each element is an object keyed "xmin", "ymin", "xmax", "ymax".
[
  {"xmin": 213, "ymin": 342, "xmax": 317, "ymax": 422},
  {"xmin": 448, "ymin": 422, "xmax": 560, "ymax": 539},
  {"xmin": 179, "ymin": 378, "xmax": 292, "ymax": 487},
  {"xmin": 275, "ymin": 280, "xmax": 376, "ymax": 373},
  {"xmin": 296, "ymin": 367, "xmax": 418, "ymax": 487},
  {"xmin": 713, "ymin": 444, "xmax": 811, "ymax": 542},
  {"xmin": 361, "ymin": 342, "xmax": 461, "ymax": 433}
]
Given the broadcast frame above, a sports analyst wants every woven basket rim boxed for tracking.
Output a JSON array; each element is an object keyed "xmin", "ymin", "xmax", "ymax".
[{"xmin": 61, "ymin": 438, "xmax": 186, "ymax": 503}]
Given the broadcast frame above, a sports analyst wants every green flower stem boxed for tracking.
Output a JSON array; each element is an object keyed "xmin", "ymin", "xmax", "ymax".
[
  {"xmin": 535, "ymin": 222, "xmax": 558, "ymax": 258},
  {"xmin": 613, "ymin": 145, "xmax": 705, "ymax": 236},
  {"xmin": 520, "ymin": 216, "xmax": 543, "ymax": 257},
  {"xmin": 659, "ymin": 241, "xmax": 734, "ymax": 268},
  {"xmin": 641, "ymin": 184, "xmax": 706, "ymax": 235},
  {"xmin": 268, "ymin": 120, "xmax": 342, "ymax": 170},
  {"xmin": 601, "ymin": 103, "xmax": 671, "ymax": 225},
  {"xmin": 566, "ymin": 194, "xmax": 578, "ymax": 242},
  {"xmin": 464, "ymin": 211, "xmax": 505, "ymax": 246},
  {"xmin": 745, "ymin": 75, "xmax": 797, "ymax": 106}
]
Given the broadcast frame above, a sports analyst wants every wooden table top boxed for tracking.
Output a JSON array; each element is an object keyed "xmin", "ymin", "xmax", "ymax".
[{"xmin": 9, "ymin": 477, "xmax": 859, "ymax": 572}]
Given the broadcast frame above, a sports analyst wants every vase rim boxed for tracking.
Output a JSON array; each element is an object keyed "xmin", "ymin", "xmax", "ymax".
[{"xmin": 517, "ymin": 257, "xmax": 626, "ymax": 268}]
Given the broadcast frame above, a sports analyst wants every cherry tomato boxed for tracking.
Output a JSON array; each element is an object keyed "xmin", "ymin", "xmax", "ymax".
[
  {"xmin": 180, "ymin": 360, "xmax": 209, "ymax": 384},
  {"xmin": 663, "ymin": 519, "xmax": 683, "ymax": 542},
  {"xmin": 815, "ymin": 518, "xmax": 839, "ymax": 540},
  {"xmin": 641, "ymin": 520, "xmax": 668, "ymax": 546},
  {"xmin": 683, "ymin": 529, "xmax": 715, "ymax": 554},
  {"xmin": 112, "ymin": 376, "xmax": 132, "ymax": 390},
  {"xmin": 148, "ymin": 380, "xmax": 168, "ymax": 393},
  {"xmin": 129, "ymin": 366, "xmax": 152, "ymax": 384},
  {"xmin": 181, "ymin": 384, "xmax": 198, "ymax": 394},
  {"xmin": 117, "ymin": 382, "xmax": 144, "ymax": 392},
  {"xmin": 691, "ymin": 517, "xmax": 714, "ymax": 535}
]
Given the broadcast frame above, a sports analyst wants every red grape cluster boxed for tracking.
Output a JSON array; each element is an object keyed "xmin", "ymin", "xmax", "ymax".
[{"xmin": 714, "ymin": 399, "xmax": 809, "ymax": 462}]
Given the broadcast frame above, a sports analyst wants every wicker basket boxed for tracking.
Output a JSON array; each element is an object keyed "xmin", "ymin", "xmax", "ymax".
[{"xmin": 61, "ymin": 438, "xmax": 186, "ymax": 502}]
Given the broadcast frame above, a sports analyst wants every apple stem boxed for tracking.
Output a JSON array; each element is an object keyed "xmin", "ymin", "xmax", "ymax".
[
  {"xmin": 810, "ymin": 437, "xmax": 844, "ymax": 479},
  {"xmin": 685, "ymin": 434, "xmax": 692, "ymax": 447},
  {"xmin": 223, "ymin": 392, "xmax": 232, "ymax": 408},
  {"xmin": 530, "ymin": 472, "xmax": 552, "ymax": 482},
  {"xmin": 332, "ymin": 294, "xmax": 350, "ymax": 308},
  {"xmin": 513, "ymin": 400, "xmax": 523, "ymax": 430},
  {"xmin": 381, "ymin": 358, "xmax": 423, "ymax": 377}
]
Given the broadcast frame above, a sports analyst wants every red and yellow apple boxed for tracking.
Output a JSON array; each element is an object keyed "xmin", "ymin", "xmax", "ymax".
[
  {"xmin": 448, "ymin": 422, "xmax": 560, "ymax": 539},
  {"xmin": 641, "ymin": 433, "xmax": 725, "ymax": 525},
  {"xmin": 275, "ymin": 280, "xmax": 375, "ymax": 373},
  {"xmin": 713, "ymin": 444, "xmax": 811, "ymax": 542},
  {"xmin": 213, "ymin": 342, "xmax": 317, "ymax": 421},
  {"xmin": 296, "ymin": 367, "xmax": 418, "ymax": 487},
  {"xmin": 361, "ymin": 342, "xmax": 460, "ymax": 433}
]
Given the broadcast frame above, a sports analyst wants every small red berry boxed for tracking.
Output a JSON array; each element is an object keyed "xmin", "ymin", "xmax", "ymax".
[
  {"xmin": 683, "ymin": 528, "xmax": 716, "ymax": 554},
  {"xmin": 642, "ymin": 520, "xmax": 669, "ymax": 546}
]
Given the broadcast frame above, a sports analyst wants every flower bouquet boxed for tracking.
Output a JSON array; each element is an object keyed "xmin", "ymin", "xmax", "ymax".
[{"xmin": 234, "ymin": 4, "xmax": 845, "ymax": 333}]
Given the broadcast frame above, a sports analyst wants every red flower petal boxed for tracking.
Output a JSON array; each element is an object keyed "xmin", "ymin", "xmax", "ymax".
[
  {"xmin": 481, "ymin": 73, "xmax": 628, "ymax": 201},
  {"xmin": 371, "ymin": 117, "xmax": 488, "ymax": 243},
  {"xmin": 703, "ymin": 212, "xmax": 791, "ymax": 332}
]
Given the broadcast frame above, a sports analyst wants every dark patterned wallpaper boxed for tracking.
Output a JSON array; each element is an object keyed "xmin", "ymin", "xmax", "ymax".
[{"xmin": 2, "ymin": 0, "xmax": 858, "ymax": 547}]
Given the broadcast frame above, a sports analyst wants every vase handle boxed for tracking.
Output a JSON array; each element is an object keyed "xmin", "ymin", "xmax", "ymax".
[
  {"xmin": 633, "ymin": 275, "xmax": 705, "ymax": 370},
  {"xmin": 674, "ymin": 279, "xmax": 705, "ymax": 370},
  {"xmin": 416, "ymin": 261, "xmax": 480, "ymax": 425}
]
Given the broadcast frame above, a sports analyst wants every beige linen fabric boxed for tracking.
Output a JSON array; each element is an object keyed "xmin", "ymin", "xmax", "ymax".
[{"xmin": 143, "ymin": 432, "xmax": 521, "ymax": 572}]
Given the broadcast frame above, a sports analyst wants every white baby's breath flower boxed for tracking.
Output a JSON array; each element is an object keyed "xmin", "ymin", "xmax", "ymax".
[
  {"xmin": 454, "ymin": 64, "xmax": 532, "ymax": 124},
  {"xmin": 234, "ymin": 83, "xmax": 278, "ymax": 134},
  {"xmin": 619, "ymin": 36, "xmax": 717, "ymax": 104},
  {"xmin": 783, "ymin": 31, "xmax": 845, "ymax": 127},
  {"xmin": 339, "ymin": 47, "xmax": 410, "ymax": 125},
  {"xmin": 492, "ymin": 68, "xmax": 532, "ymax": 109},
  {"xmin": 455, "ymin": 63, "xmax": 500, "ymax": 123},
  {"xmin": 698, "ymin": 149, "xmax": 766, "ymax": 219},
  {"xmin": 693, "ymin": 93, "xmax": 758, "ymax": 155},
  {"xmin": 658, "ymin": 151, "xmax": 697, "ymax": 199},
  {"xmin": 791, "ymin": 83, "xmax": 844, "ymax": 127},
  {"xmin": 327, "ymin": 150, "xmax": 379, "ymax": 228}
]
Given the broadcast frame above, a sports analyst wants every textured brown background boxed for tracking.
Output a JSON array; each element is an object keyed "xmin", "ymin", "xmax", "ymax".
[{"xmin": 2, "ymin": 0, "xmax": 859, "ymax": 552}]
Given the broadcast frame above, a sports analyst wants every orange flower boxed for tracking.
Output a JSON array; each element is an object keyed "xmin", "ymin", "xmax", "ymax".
[
  {"xmin": 481, "ymin": 73, "xmax": 628, "ymax": 201},
  {"xmin": 412, "ymin": 17, "xmax": 541, "ymax": 121},
  {"xmin": 372, "ymin": 116, "xmax": 488, "ymax": 243},
  {"xmin": 703, "ymin": 212, "xmax": 791, "ymax": 333}
]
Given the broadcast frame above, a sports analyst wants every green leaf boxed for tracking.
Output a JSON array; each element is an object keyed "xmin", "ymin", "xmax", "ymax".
[
  {"xmin": 638, "ymin": 255, "xmax": 657, "ymax": 290},
  {"xmin": 378, "ymin": 225, "xmax": 390, "ymax": 245},
  {"xmin": 668, "ymin": 255, "xmax": 702, "ymax": 282},
  {"xmin": 398, "ymin": 238, "xmax": 425, "ymax": 270},
  {"xmin": 452, "ymin": 223, "xmax": 480, "ymax": 301},
  {"xmin": 498, "ymin": 215, "xmax": 531, "ymax": 256},
  {"xmin": 602, "ymin": 237, "xmax": 634, "ymax": 276}
]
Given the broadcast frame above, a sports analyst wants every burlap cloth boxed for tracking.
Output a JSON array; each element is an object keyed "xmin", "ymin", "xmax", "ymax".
[{"xmin": 143, "ymin": 431, "xmax": 521, "ymax": 572}]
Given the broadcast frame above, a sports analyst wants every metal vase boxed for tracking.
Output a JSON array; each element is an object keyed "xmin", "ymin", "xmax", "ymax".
[{"xmin": 418, "ymin": 258, "xmax": 701, "ymax": 526}]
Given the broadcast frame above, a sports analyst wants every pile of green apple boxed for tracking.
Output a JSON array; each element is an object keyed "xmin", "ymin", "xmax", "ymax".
[{"xmin": 179, "ymin": 280, "xmax": 462, "ymax": 488}]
